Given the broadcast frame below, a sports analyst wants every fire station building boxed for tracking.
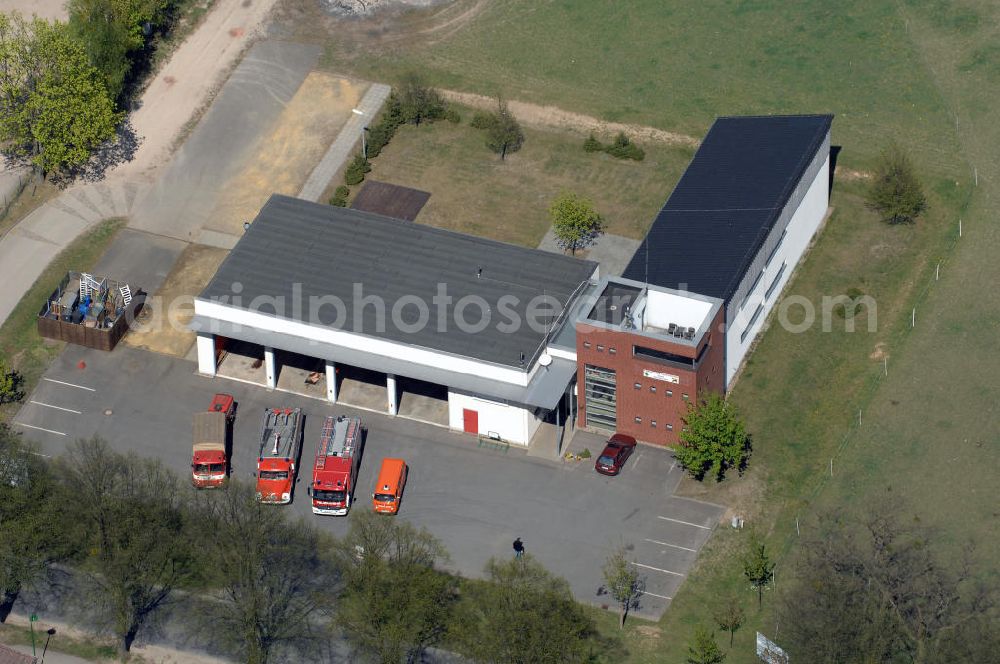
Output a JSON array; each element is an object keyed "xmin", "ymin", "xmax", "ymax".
[{"xmin": 192, "ymin": 114, "xmax": 832, "ymax": 447}]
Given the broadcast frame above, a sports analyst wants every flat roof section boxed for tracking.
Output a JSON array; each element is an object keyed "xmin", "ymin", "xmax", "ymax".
[
  {"xmin": 199, "ymin": 195, "xmax": 597, "ymax": 369},
  {"xmin": 350, "ymin": 180, "xmax": 431, "ymax": 222},
  {"xmin": 588, "ymin": 282, "xmax": 642, "ymax": 326},
  {"xmin": 623, "ymin": 114, "xmax": 832, "ymax": 302}
]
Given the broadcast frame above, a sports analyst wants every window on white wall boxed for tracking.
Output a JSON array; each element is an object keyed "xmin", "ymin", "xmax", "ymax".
[
  {"xmin": 765, "ymin": 262, "xmax": 787, "ymax": 300},
  {"xmin": 741, "ymin": 269, "xmax": 765, "ymax": 309},
  {"xmin": 765, "ymin": 229, "xmax": 787, "ymax": 267},
  {"xmin": 740, "ymin": 304, "xmax": 765, "ymax": 343}
]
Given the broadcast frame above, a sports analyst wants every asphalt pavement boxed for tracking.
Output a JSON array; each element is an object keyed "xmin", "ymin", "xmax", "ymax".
[{"xmin": 15, "ymin": 345, "xmax": 724, "ymax": 621}]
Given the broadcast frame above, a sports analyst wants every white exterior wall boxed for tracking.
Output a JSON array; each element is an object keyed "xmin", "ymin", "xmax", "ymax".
[
  {"xmin": 447, "ymin": 390, "xmax": 537, "ymax": 445},
  {"xmin": 726, "ymin": 155, "xmax": 830, "ymax": 386},
  {"xmin": 196, "ymin": 333, "xmax": 216, "ymax": 375},
  {"xmin": 194, "ymin": 298, "xmax": 530, "ymax": 387}
]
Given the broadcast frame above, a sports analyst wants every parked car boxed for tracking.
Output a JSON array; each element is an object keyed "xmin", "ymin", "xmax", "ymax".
[{"xmin": 594, "ymin": 434, "xmax": 637, "ymax": 476}]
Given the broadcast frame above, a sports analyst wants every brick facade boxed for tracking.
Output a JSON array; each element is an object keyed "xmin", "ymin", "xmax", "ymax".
[{"xmin": 575, "ymin": 307, "xmax": 726, "ymax": 445}]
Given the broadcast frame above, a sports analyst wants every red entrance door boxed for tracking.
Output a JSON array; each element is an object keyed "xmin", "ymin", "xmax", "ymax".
[{"xmin": 462, "ymin": 409, "xmax": 478, "ymax": 434}]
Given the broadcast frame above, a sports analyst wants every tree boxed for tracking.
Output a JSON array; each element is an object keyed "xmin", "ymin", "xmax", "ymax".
[
  {"xmin": 713, "ymin": 596, "xmax": 745, "ymax": 647},
  {"xmin": 58, "ymin": 438, "xmax": 192, "ymax": 654},
  {"xmin": 0, "ymin": 13, "xmax": 120, "ymax": 177},
  {"xmin": 865, "ymin": 143, "xmax": 928, "ymax": 225},
  {"xmin": 0, "ymin": 357, "xmax": 24, "ymax": 404},
  {"xmin": 742, "ymin": 534, "xmax": 775, "ymax": 609},
  {"xmin": 453, "ymin": 555, "xmax": 596, "ymax": 663},
  {"xmin": 549, "ymin": 191, "xmax": 605, "ymax": 256},
  {"xmin": 0, "ymin": 425, "xmax": 81, "ymax": 622},
  {"xmin": 484, "ymin": 97, "xmax": 524, "ymax": 160},
  {"xmin": 675, "ymin": 392, "xmax": 750, "ymax": 482},
  {"xmin": 779, "ymin": 502, "xmax": 1000, "ymax": 663},
  {"xmin": 686, "ymin": 626, "xmax": 726, "ymax": 664},
  {"xmin": 396, "ymin": 71, "xmax": 446, "ymax": 126},
  {"xmin": 602, "ymin": 544, "xmax": 641, "ymax": 629},
  {"xmin": 336, "ymin": 510, "xmax": 455, "ymax": 663},
  {"xmin": 193, "ymin": 481, "xmax": 336, "ymax": 664}
]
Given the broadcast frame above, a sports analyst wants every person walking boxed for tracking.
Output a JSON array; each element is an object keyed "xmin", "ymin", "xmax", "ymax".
[{"xmin": 512, "ymin": 537, "xmax": 524, "ymax": 559}]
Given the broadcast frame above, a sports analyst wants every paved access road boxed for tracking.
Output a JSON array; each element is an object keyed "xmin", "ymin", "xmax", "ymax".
[{"xmin": 15, "ymin": 346, "xmax": 723, "ymax": 620}]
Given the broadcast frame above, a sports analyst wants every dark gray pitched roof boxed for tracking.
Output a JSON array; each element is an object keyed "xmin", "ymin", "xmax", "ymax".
[
  {"xmin": 199, "ymin": 195, "xmax": 597, "ymax": 369},
  {"xmin": 623, "ymin": 114, "xmax": 832, "ymax": 301}
]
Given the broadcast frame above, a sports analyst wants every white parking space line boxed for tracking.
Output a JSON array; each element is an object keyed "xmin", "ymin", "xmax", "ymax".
[
  {"xmin": 642, "ymin": 590, "xmax": 673, "ymax": 600},
  {"xmin": 631, "ymin": 561, "xmax": 685, "ymax": 577},
  {"xmin": 657, "ymin": 515, "xmax": 713, "ymax": 530},
  {"xmin": 644, "ymin": 538, "xmax": 697, "ymax": 553},
  {"xmin": 30, "ymin": 400, "xmax": 82, "ymax": 414},
  {"xmin": 15, "ymin": 422, "xmax": 67, "ymax": 437},
  {"xmin": 42, "ymin": 377, "xmax": 95, "ymax": 392}
]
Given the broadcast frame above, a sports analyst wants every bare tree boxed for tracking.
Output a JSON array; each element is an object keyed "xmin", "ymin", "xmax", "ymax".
[
  {"xmin": 779, "ymin": 501, "xmax": 999, "ymax": 663},
  {"xmin": 601, "ymin": 543, "xmax": 641, "ymax": 629},
  {"xmin": 59, "ymin": 438, "xmax": 192, "ymax": 654},
  {"xmin": 713, "ymin": 595, "xmax": 745, "ymax": 647},
  {"xmin": 0, "ymin": 425, "xmax": 81, "ymax": 622},
  {"xmin": 741, "ymin": 533, "xmax": 774, "ymax": 608},
  {"xmin": 193, "ymin": 481, "xmax": 337, "ymax": 664},
  {"xmin": 485, "ymin": 97, "xmax": 524, "ymax": 160},
  {"xmin": 452, "ymin": 554, "xmax": 596, "ymax": 663},
  {"xmin": 335, "ymin": 510, "xmax": 454, "ymax": 664}
]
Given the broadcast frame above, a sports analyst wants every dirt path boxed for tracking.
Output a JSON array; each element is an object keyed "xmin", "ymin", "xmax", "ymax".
[
  {"xmin": 440, "ymin": 89, "xmax": 701, "ymax": 147},
  {"xmin": 116, "ymin": 0, "xmax": 282, "ymax": 181}
]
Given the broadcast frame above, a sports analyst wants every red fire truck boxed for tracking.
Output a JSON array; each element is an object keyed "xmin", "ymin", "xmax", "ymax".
[
  {"xmin": 191, "ymin": 393, "xmax": 235, "ymax": 489},
  {"xmin": 255, "ymin": 407, "xmax": 303, "ymax": 504},
  {"xmin": 308, "ymin": 415, "xmax": 363, "ymax": 516}
]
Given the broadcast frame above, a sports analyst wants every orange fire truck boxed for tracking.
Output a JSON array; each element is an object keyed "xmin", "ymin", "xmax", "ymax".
[
  {"xmin": 255, "ymin": 407, "xmax": 303, "ymax": 504},
  {"xmin": 191, "ymin": 393, "xmax": 235, "ymax": 489},
  {"xmin": 307, "ymin": 415, "xmax": 363, "ymax": 516}
]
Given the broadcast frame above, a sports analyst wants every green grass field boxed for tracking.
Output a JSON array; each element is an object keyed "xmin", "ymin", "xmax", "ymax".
[
  {"xmin": 314, "ymin": 0, "xmax": 1000, "ymax": 660},
  {"xmin": 353, "ymin": 110, "xmax": 694, "ymax": 246}
]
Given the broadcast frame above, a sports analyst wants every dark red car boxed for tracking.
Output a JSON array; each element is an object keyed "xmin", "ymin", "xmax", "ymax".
[{"xmin": 594, "ymin": 434, "xmax": 637, "ymax": 476}]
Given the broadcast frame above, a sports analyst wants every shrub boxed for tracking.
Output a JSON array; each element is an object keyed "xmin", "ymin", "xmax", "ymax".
[
  {"xmin": 444, "ymin": 108, "xmax": 461, "ymax": 124},
  {"xmin": 604, "ymin": 132, "xmax": 645, "ymax": 161},
  {"xmin": 0, "ymin": 358, "xmax": 24, "ymax": 404},
  {"xmin": 329, "ymin": 186, "xmax": 349, "ymax": 207},
  {"xmin": 470, "ymin": 111, "xmax": 495, "ymax": 130},
  {"xmin": 579, "ymin": 448, "xmax": 592, "ymax": 459},
  {"xmin": 583, "ymin": 133, "xmax": 604, "ymax": 153},
  {"xmin": 343, "ymin": 154, "xmax": 371, "ymax": 186},
  {"xmin": 866, "ymin": 143, "xmax": 927, "ymax": 224}
]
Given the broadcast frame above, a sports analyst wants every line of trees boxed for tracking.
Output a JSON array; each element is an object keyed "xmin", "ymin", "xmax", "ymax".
[{"xmin": 0, "ymin": 425, "xmax": 610, "ymax": 662}]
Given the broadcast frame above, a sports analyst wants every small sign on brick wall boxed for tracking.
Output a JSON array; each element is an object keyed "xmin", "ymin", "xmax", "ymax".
[{"xmin": 642, "ymin": 369, "xmax": 680, "ymax": 383}]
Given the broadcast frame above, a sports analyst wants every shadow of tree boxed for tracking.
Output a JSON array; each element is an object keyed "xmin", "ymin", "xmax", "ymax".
[{"xmin": 50, "ymin": 118, "xmax": 143, "ymax": 187}]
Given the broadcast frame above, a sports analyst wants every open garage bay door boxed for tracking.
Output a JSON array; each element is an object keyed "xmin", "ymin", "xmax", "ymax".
[{"xmin": 584, "ymin": 365, "xmax": 616, "ymax": 430}]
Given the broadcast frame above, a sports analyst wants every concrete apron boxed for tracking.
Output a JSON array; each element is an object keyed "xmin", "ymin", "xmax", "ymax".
[{"xmin": 211, "ymin": 350, "xmax": 449, "ymax": 428}]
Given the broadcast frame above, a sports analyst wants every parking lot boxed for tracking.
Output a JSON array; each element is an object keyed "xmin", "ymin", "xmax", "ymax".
[{"xmin": 15, "ymin": 345, "xmax": 724, "ymax": 620}]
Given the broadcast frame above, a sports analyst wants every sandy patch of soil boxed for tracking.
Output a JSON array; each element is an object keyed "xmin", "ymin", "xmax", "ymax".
[
  {"xmin": 205, "ymin": 72, "xmax": 367, "ymax": 234},
  {"xmin": 125, "ymin": 244, "xmax": 229, "ymax": 357}
]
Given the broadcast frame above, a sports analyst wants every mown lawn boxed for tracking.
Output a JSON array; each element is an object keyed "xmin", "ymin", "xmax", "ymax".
[{"xmin": 347, "ymin": 109, "xmax": 694, "ymax": 247}]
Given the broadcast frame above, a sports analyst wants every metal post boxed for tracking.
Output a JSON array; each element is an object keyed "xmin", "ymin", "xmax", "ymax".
[
  {"xmin": 29, "ymin": 613, "xmax": 37, "ymax": 656},
  {"xmin": 795, "ymin": 517, "xmax": 800, "ymax": 536},
  {"xmin": 830, "ymin": 458, "xmax": 833, "ymax": 477},
  {"xmin": 936, "ymin": 262, "xmax": 940, "ymax": 281},
  {"xmin": 959, "ymin": 219, "xmax": 962, "ymax": 237},
  {"xmin": 912, "ymin": 308, "xmax": 916, "ymax": 328},
  {"xmin": 884, "ymin": 356, "xmax": 888, "ymax": 376},
  {"xmin": 42, "ymin": 628, "xmax": 56, "ymax": 661}
]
